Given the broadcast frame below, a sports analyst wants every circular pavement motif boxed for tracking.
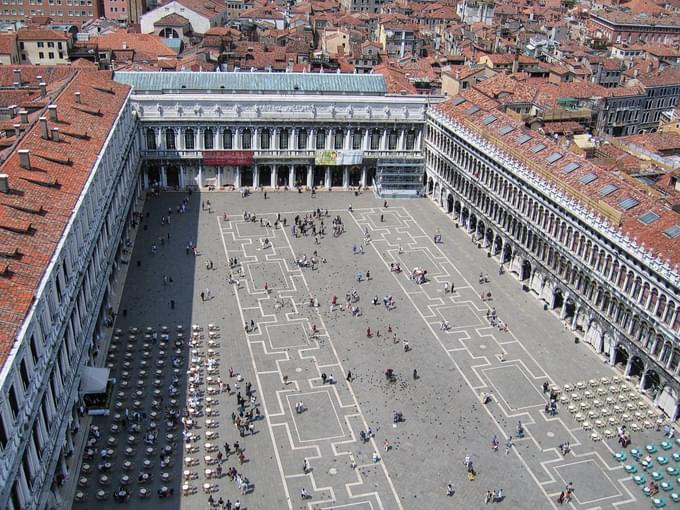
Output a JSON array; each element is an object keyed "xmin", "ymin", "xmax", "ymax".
[
  {"xmin": 295, "ymin": 368, "xmax": 303, "ymax": 373},
  {"xmin": 547, "ymin": 432, "xmax": 555, "ymax": 438},
  {"xmin": 329, "ymin": 468, "xmax": 337, "ymax": 475}
]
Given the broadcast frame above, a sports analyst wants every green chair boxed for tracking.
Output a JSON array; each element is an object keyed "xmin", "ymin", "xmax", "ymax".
[
  {"xmin": 634, "ymin": 474, "xmax": 647, "ymax": 485},
  {"xmin": 643, "ymin": 459, "xmax": 655, "ymax": 470},
  {"xmin": 643, "ymin": 487, "xmax": 653, "ymax": 497},
  {"xmin": 670, "ymin": 492, "xmax": 680, "ymax": 503},
  {"xmin": 647, "ymin": 444, "xmax": 659, "ymax": 454},
  {"xmin": 658, "ymin": 456, "xmax": 670, "ymax": 465},
  {"xmin": 652, "ymin": 496, "xmax": 666, "ymax": 508},
  {"xmin": 661, "ymin": 481, "xmax": 673, "ymax": 492},
  {"xmin": 631, "ymin": 448, "xmax": 642, "ymax": 459},
  {"xmin": 661, "ymin": 441, "xmax": 673, "ymax": 450},
  {"xmin": 625, "ymin": 464, "xmax": 638, "ymax": 474},
  {"xmin": 614, "ymin": 452, "xmax": 626, "ymax": 462},
  {"xmin": 666, "ymin": 466, "xmax": 679, "ymax": 476},
  {"xmin": 652, "ymin": 471, "xmax": 664, "ymax": 481},
  {"xmin": 673, "ymin": 452, "xmax": 680, "ymax": 462}
]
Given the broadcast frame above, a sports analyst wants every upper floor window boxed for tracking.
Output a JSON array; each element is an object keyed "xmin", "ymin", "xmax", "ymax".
[
  {"xmin": 388, "ymin": 130, "xmax": 398, "ymax": 150},
  {"xmin": 279, "ymin": 129, "xmax": 288, "ymax": 149},
  {"xmin": 370, "ymin": 129, "xmax": 380, "ymax": 150},
  {"xmin": 204, "ymin": 129, "xmax": 213, "ymax": 149},
  {"xmin": 184, "ymin": 129, "xmax": 195, "ymax": 150},
  {"xmin": 297, "ymin": 129, "xmax": 307, "ymax": 150},
  {"xmin": 316, "ymin": 129, "xmax": 326, "ymax": 150},
  {"xmin": 145, "ymin": 128, "xmax": 156, "ymax": 150},
  {"xmin": 241, "ymin": 129, "xmax": 251, "ymax": 149},
  {"xmin": 222, "ymin": 129, "xmax": 232, "ymax": 149},
  {"xmin": 405, "ymin": 130, "xmax": 416, "ymax": 150},
  {"xmin": 165, "ymin": 129, "xmax": 175, "ymax": 149},
  {"xmin": 334, "ymin": 129, "xmax": 344, "ymax": 150},
  {"xmin": 353, "ymin": 130, "xmax": 362, "ymax": 150},
  {"xmin": 260, "ymin": 129, "xmax": 270, "ymax": 150}
]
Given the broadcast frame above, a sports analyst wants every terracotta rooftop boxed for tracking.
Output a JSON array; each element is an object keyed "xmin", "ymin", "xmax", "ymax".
[
  {"xmin": 0, "ymin": 70, "xmax": 130, "ymax": 368},
  {"xmin": 0, "ymin": 33, "xmax": 17, "ymax": 55},
  {"xmin": 16, "ymin": 28, "xmax": 70, "ymax": 41},
  {"xmin": 154, "ymin": 13, "xmax": 190, "ymax": 26},
  {"xmin": 433, "ymin": 96, "xmax": 680, "ymax": 272}
]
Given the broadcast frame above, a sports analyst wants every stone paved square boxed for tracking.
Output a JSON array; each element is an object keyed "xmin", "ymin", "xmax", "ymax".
[
  {"xmin": 287, "ymin": 391, "xmax": 345, "ymax": 443},
  {"xmin": 70, "ymin": 190, "xmax": 668, "ymax": 510},
  {"xmin": 555, "ymin": 460, "xmax": 621, "ymax": 504},
  {"xmin": 484, "ymin": 365, "xmax": 547, "ymax": 410}
]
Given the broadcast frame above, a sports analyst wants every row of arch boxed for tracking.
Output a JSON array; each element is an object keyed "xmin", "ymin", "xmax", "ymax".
[
  {"xmin": 146, "ymin": 127, "xmax": 418, "ymax": 152},
  {"xmin": 425, "ymin": 122, "xmax": 680, "ymax": 335}
]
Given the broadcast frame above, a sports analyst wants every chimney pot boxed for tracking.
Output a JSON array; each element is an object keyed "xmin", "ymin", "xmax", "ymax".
[
  {"xmin": 18, "ymin": 149, "xmax": 30, "ymax": 169},
  {"xmin": 0, "ymin": 174, "xmax": 8, "ymax": 194},
  {"xmin": 39, "ymin": 116, "xmax": 48, "ymax": 139},
  {"xmin": 75, "ymin": 91, "xmax": 81, "ymax": 103},
  {"xmin": 36, "ymin": 75, "xmax": 42, "ymax": 83},
  {"xmin": 13, "ymin": 69, "xmax": 21, "ymax": 85},
  {"xmin": 51, "ymin": 127, "xmax": 60, "ymax": 142},
  {"xmin": 13, "ymin": 123, "xmax": 21, "ymax": 138},
  {"xmin": 48, "ymin": 104, "xmax": 58, "ymax": 121},
  {"xmin": 39, "ymin": 82, "xmax": 47, "ymax": 97},
  {"xmin": 12, "ymin": 81, "xmax": 19, "ymax": 88},
  {"xmin": 19, "ymin": 110, "xmax": 28, "ymax": 123}
]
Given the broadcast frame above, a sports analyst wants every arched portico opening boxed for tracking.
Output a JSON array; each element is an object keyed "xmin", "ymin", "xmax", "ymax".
[
  {"xmin": 166, "ymin": 165, "xmax": 179, "ymax": 188},
  {"xmin": 614, "ymin": 344, "xmax": 629, "ymax": 370},
  {"xmin": 241, "ymin": 166, "xmax": 254, "ymax": 187},
  {"xmin": 552, "ymin": 288, "xmax": 564, "ymax": 310},
  {"xmin": 258, "ymin": 165, "xmax": 271, "ymax": 187},
  {"xmin": 447, "ymin": 194, "xmax": 453, "ymax": 213},
  {"xmin": 520, "ymin": 260, "xmax": 532, "ymax": 281},
  {"xmin": 294, "ymin": 165, "xmax": 307, "ymax": 187},
  {"xmin": 502, "ymin": 243, "xmax": 512, "ymax": 264},
  {"xmin": 642, "ymin": 369, "xmax": 660, "ymax": 394},
  {"xmin": 349, "ymin": 167, "xmax": 361, "ymax": 187},
  {"xmin": 563, "ymin": 298, "xmax": 576, "ymax": 321},
  {"xmin": 628, "ymin": 356, "xmax": 645, "ymax": 380},
  {"xmin": 277, "ymin": 166, "xmax": 289, "ymax": 187},
  {"xmin": 428, "ymin": 177, "xmax": 434, "ymax": 194}
]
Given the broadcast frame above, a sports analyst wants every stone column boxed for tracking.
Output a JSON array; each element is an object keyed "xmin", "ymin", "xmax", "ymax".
[
  {"xmin": 398, "ymin": 129, "xmax": 405, "ymax": 150},
  {"xmin": 380, "ymin": 129, "xmax": 388, "ymax": 150},
  {"xmin": 343, "ymin": 167, "xmax": 349, "ymax": 189},
  {"xmin": 325, "ymin": 167, "xmax": 331, "ymax": 189},
  {"xmin": 571, "ymin": 306, "xmax": 580, "ymax": 330},
  {"xmin": 609, "ymin": 341, "xmax": 616, "ymax": 366},
  {"xmin": 156, "ymin": 128, "xmax": 162, "ymax": 150},
  {"xmin": 560, "ymin": 292, "xmax": 570, "ymax": 319},
  {"xmin": 271, "ymin": 165, "xmax": 277, "ymax": 188},
  {"xmin": 361, "ymin": 167, "xmax": 367, "ymax": 188},
  {"xmin": 416, "ymin": 129, "xmax": 422, "ymax": 150},
  {"xmin": 291, "ymin": 128, "xmax": 298, "ymax": 151},
  {"xmin": 160, "ymin": 165, "xmax": 167, "ymax": 187},
  {"xmin": 217, "ymin": 166, "xmax": 222, "ymax": 189},
  {"xmin": 253, "ymin": 165, "xmax": 260, "ymax": 188},
  {"xmin": 197, "ymin": 162, "xmax": 203, "ymax": 188},
  {"xmin": 307, "ymin": 165, "xmax": 313, "ymax": 189},
  {"xmin": 344, "ymin": 129, "xmax": 351, "ymax": 150},
  {"xmin": 362, "ymin": 129, "xmax": 370, "ymax": 151},
  {"xmin": 272, "ymin": 128, "xmax": 279, "ymax": 150},
  {"xmin": 235, "ymin": 167, "xmax": 241, "ymax": 188},
  {"xmin": 234, "ymin": 128, "xmax": 241, "ymax": 150},
  {"xmin": 308, "ymin": 128, "xmax": 316, "ymax": 151},
  {"xmin": 289, "ymin": 166, "xmax": 295, "ymax": 187},
  {"xmin": 640, "ymin": 370, "xmax": 648, "ymax": 390}
]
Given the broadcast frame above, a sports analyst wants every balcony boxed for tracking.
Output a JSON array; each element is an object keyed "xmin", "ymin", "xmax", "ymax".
[{"xmin": 141, "ymin": 149, "xmax": 423, "ymax": 162}]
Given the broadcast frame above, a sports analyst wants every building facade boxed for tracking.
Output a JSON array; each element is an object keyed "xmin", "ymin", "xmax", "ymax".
[
  {"xmin": 115, "ymin": 72, "xmax": 428, "ymax": 197},
  {"xmin": 0, "ymin": 73, "xmax": 141, "ymax": 510},
  {"xmin": 424, "ymin": 99, "xmax": 680, "ymax": 420}
]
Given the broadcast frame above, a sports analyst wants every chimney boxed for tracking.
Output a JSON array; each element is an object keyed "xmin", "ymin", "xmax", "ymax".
[
  {"xmin": 13, "ymin": 124, "xmax": 21, "ymax": 138},
  {"xmin": 122, "ymin": 41, "xmax": 127, "ymax": 50},
  {"xmin": 48, "ymin": 105, "xmax": 58, "ymax": 122},
  {"xmin": 13, "ymin": 69, "xmax": 21, "ymax": 86},
  {"xmin": 0, "ymin": 174, "xmax": 8, "ymax": 193},
  {"xmin": 36, "ymin": 75, "xmax": 42, "ymax": 84},
  {"xmin": 75, "ymin": 91, "xmax": 81, "ymax": 104},
  {"xmin": 39, "ymin": 82, "xmax": 47, "ymax": 96},
  {"xmin": 18, "ymin": 149, "xmax": 30, "ymax": 169},
  {"xmin": 51, "ymin": 127, "xmax": 60, "ymax": 142},
  {"xmin": 39, "ymin": 117, "xmax": 48, "ymax": 139},
  {"xmin": 19, "ymin": 110, "xmax": 28, "ymax": 124}
]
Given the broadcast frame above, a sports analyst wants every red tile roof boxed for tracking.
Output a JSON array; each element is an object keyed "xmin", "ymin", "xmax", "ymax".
[
  {"xmin": 0, "ymin": 33, "xmax": 17, "ymax": 55},
  {"xmin": 433, "ymin": 96, "xmax": 680, "ymax": 270},
  {"xmin": 17, "ymin": 28, "xmax": 70, "ymax": 41},
  {"xmin": 0, "ymin": 70, "xmax": 130, "ymax": 368}
]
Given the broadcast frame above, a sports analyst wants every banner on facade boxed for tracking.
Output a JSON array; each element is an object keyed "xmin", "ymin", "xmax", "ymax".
[
  {"xmin": 202, "ymin": 150, "xmax": 254, "ymax": 166},
  {"xmin": 314, "ymin": 150, "xmax": 363, "ymax": 166}
]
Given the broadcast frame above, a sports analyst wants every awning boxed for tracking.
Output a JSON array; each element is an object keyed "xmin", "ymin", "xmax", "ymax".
[{"xmin": 81, "ymin": 367, "xmax": 110, "ymax": 395}]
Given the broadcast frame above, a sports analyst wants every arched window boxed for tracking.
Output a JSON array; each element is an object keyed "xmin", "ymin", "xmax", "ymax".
[
  {"xmin": 222, "ymin": 129, "xmax": 232, "ymax": 149},
  {"xmin": 370, "ymin": 129, "xmax": 380, "ymax": 150},
  {"xmin": 165, "ymin": 128, "xmax": 175, "ymax": 149},
  {"xmin": 242, "ymin": 129, "xmax": 252, "ymax": 149},
  {"xmin": 316, "ymin": 129, "xmax": 326, "ymax": 150},
  {"xmin": 334, "ymin": 129, "xmax": 344, "ymax": 149},
  {"xmin": 352, "ymin": 129, "xmax": 362, "ymax": 150},
  {"xmin": 405, "ymin": 130, "xmax": 416, "ymax": 150},
  {"xmin": 260, "ymin": 129, "xmax": 270, "ymax": 149},
  {"xmin": 388, "ymin": 130, "xmax": 398, "ymax": 150},
  {"xmin": 297, "ymin": 129, "xmax": 307, "ymax": 150},
  {"xmin": 146, "ymin": 128, "xmax": 156, "ymax": 150},
  {"xmin": 184, "ymin": 129, "xmax": 195, "ymax": 150},
  {"xmin": 279, "ymin": 129, "xmax": 289, "ymax": 149},
  {"xmin": 204, "ymin": 129, "xmax": 214, "ymax": 149}
]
